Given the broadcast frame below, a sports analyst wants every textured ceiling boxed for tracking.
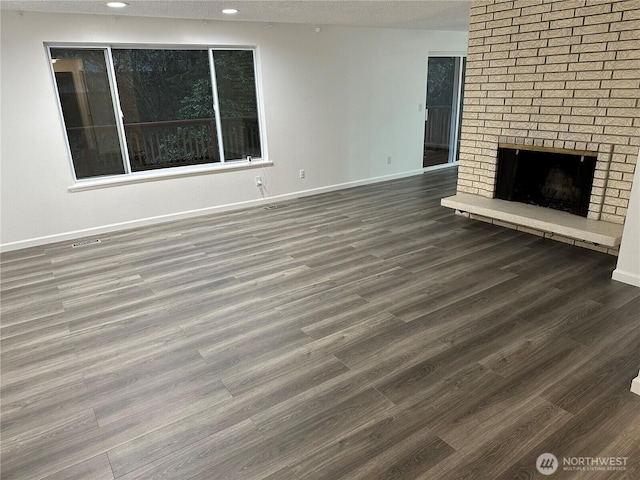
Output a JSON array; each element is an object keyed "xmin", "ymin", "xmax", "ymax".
[{"xmin": 1, "ymin": 0, "xmax": 471, "ymax": 31}]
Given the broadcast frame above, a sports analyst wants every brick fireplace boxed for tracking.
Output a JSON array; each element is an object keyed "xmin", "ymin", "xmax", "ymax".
[{"xmin": 442, "ymin": 0, "xmax": 639, "ymax": 254}]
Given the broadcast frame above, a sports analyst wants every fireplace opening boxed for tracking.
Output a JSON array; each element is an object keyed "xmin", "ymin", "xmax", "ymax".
[{"xmin": 495, "ymin": 146, "xmax": 597, "ymax": 217}]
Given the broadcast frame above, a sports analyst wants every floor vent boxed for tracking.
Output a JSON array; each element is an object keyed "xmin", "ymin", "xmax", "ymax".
[
  {"xmin": 264, "ymin": 204, "xmax": 289, "ymax": 210},
  {"xmin": 72, "ymin": 239, "xmax": 102, "ymax": 248}
]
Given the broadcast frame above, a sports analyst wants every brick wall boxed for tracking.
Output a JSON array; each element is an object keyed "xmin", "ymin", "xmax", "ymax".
[{"xmin": 459, "ymin": 0, "xmax": 640, "ymax": 224}]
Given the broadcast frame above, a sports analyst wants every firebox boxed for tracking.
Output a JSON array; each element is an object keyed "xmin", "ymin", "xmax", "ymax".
[{"xmin": 495, "ymin": 146, "xmax": 597, "ymax": 218}]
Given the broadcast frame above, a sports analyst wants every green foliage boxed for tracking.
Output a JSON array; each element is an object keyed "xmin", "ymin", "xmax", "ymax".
[
  {"xmin": 214, "ymin": 50, "xmax": 258, "ymax": 119},
  {"xmin": 179, "ymin": 79, "xmax": 214, "ymax": 120},
  {"xmin": 113, "ymin": 49, "xmax": 214, "ymax": 123},
  {"xmin": 427, "ymin": 57, "xmax": 456, "ymax": 107}
]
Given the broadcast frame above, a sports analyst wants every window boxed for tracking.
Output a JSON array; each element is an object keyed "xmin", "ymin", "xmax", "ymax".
[
  {"xmin": 113, "ymin": 49, "xmax": 219, "ymax": 171},
  {"xmin": 213, "ymin": 50, "xmax": 261, "ymax": 161},
  {"xmin": 50, "ymin": 48, "xmax": 125, "ymax": 178},
  {"xmin": 49, "ymin": 46, "xmax": 264, "ymax": 181}
]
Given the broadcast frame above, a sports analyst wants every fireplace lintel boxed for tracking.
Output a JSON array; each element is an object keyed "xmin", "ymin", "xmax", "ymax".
[{"xmin": 497, "ymin": 143, "xmax": 596, "ymax": 158}]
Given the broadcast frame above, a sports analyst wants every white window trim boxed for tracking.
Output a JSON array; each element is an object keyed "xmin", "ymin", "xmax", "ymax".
[
  {"xmin": 105, "ymin": 46, "xmax": 133, "ymax": 174},
  {"xmin": 46, "ymin": 43, "xmax": 268, "ymax": 188},
  {"xmin": 208, "ymin": 49, "xmax": 227, "ymax": 164},
  {"xmin": 67, "ymin": 158, "xmax": 273, "ymax": 192}
]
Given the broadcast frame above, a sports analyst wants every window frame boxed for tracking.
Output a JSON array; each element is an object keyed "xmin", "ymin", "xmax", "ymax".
[{"xmin": 46, "ymin": 43, "xmax": 268, "ymax": 187}]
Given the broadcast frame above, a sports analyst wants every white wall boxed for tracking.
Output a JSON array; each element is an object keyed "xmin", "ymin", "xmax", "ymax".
[
  {"xmin": 0, "ymin": 11, "xmax": 467, "ymax": 250},
  {"xmin": 613, "ymin": 149, "xmax": 640, "ymax": 288},
  {"xmin": 632, "ymin": 370, "xmax": 640, "ymax": 396}
]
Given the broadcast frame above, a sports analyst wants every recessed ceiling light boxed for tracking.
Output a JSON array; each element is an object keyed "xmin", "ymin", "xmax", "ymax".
[
  {"xmin": 107, "ymin": 2, "xmax": 128, "ymax": 8},
  {"xmin": 222, "ymin": 8, "xmax": 239, "ymax": 15}
]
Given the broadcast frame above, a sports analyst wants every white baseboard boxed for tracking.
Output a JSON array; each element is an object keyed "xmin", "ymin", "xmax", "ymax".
[
  {"xmin": 612, "ymin": 268, "xmax": 640, "ymax": 288},
  {"xmin": 0, "ymin": 169, "xmax": 424, "ymax": 252},
  {"xmin": 631, "ymin": 371, "xmax": 640, "ymax": 396}
]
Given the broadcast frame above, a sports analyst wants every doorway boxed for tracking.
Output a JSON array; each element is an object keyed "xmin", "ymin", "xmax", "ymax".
[{"xmin": 423, "ymin": 56, "xmax": 466, "ymax": 168}]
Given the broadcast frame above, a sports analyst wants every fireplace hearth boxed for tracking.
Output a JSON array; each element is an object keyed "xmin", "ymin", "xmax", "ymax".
[{"xmin": 495, "ymin": 146, "xmax": 597, "ymax": 218}]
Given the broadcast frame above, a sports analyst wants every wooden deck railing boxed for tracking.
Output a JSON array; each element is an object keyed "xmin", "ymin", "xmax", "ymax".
[
  {"xmin": 425, "ymin": 106, "xmax": 453, "ymax": 150},
  {"xmin": 124, "ymin": 116, "xmax": 261, "ymax": 171}
]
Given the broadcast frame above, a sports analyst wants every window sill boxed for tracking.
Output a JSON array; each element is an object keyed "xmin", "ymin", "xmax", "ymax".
[{"xmin": 67, "ymin": 159, "xmax": 273, "ymax": 192}]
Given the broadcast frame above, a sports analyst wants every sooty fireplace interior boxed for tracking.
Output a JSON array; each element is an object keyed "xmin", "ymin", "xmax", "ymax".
[{"xmin": 495, "ymin": 146, "xmax": 597, "ymax": 218}]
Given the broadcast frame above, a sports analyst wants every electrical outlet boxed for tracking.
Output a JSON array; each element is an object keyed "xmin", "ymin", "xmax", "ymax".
[
  {"xmin": 255, "ymin": 176, "xmax": 263, "ymax": 187},
  {"xmin": 387, "ymin": 156, "xmax": 392, "ymax": 165},
  {"xmin": 299, "ymin": 169, "xmax": 305, "ymax": 179}
]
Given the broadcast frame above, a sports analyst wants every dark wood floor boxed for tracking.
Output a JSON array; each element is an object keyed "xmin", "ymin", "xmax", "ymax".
[{"xmin": 2, "ymin": 168, "xmax": 639, "ymax": 480}]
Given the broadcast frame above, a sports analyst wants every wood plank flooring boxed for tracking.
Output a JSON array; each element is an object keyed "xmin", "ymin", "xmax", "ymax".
[{"xmin": 2, "ymin": 168, "xmax": 639, "ymax": 480}]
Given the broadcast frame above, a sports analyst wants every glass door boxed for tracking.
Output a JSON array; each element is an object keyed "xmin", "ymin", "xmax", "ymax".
[{"xmin": 423, "ymin": 56, "xmax": 466, "ymax": 168}]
